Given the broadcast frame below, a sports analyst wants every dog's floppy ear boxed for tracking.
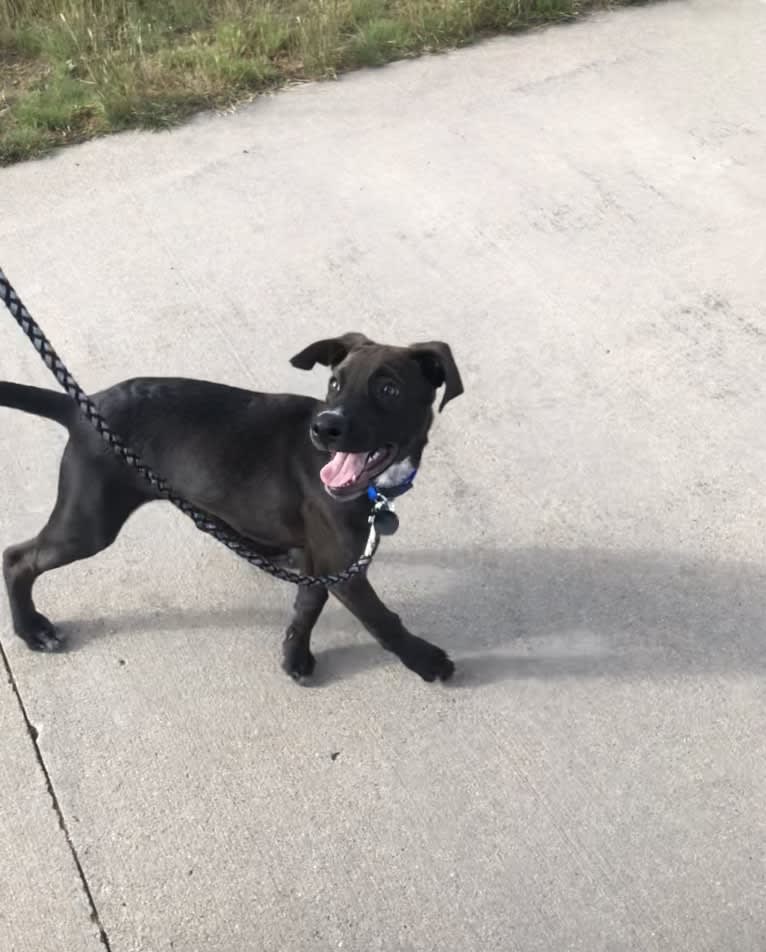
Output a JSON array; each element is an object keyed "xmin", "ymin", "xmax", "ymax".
[
  {"xmin": 290, "ymin": 333, "xmax": 372, "ymax": 370},
  {"xmin": 409, "ymin": 341, "xmax": 464, "ymax": 412}
]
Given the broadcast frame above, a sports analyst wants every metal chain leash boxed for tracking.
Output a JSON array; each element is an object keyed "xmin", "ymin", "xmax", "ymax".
[{"xmin": 0, "ymin": 268, "xmax": 379, "ymax": 587}]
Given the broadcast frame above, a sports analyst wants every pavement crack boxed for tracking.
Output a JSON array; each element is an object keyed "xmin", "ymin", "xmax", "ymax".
[{"xmin": 1, "ymin": 642, "xmax": 113, "ymax": 952}]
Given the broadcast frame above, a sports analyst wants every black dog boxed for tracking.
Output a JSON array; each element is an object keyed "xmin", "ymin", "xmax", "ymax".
[{"xmin": 0, "ymin": 333, "xmax": 462, "ymax": 682}]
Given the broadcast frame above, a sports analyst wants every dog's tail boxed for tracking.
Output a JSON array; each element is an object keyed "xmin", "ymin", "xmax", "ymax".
[{"xmin": 0, "ymin": 382, "xmax": 76, "ymax": 429}]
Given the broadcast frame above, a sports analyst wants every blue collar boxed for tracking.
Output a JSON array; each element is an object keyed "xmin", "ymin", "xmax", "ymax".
[{"xmin": 367, "ymin": 468, "xmax": 417, "ymax": 502}]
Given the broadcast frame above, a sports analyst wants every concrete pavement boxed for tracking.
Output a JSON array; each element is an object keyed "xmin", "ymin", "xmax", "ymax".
[{"xmin": 1, "ymin": 0, "xmax": 766, "ymax": 949}]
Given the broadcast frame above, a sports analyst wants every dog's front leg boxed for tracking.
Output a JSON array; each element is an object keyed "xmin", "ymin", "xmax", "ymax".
[
  {"xmin": 282, "ymin": 583, "xmax": 328, "ymax": 682},
  {"xmin": 332, "ymin": 575, "xmax": 454, "ymax": 682}
]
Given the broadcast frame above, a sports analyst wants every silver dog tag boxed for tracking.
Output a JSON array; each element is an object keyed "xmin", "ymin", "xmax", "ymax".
[{"xmin": 374, "ymin": 507, "xmax": 399, "ymax": 536}]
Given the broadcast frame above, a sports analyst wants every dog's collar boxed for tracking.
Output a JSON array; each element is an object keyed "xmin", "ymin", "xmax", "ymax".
[
  {"xmin": 362, "ymin": 468, "xmax": 417, "ymax": 547},
  {"xmin": 368, "ymin": 468, "xmax": 417, "ymax": 502}
]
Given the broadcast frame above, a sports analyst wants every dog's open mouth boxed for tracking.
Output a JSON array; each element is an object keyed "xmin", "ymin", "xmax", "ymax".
[{"xmin": 320, "ymin": 445, "xmax": 397, "ymax": 497}]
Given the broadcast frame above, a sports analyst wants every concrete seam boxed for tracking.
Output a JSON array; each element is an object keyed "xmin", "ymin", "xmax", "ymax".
[{"xmin": 0, "ymin": 640, "xmax": 113, "ymax": 952}]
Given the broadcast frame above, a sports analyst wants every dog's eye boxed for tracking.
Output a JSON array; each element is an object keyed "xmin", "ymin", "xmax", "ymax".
[
  {"xmin": 328, "ymin": 377, "xmax": 340, "ymax": 393},
  {"xmin": 379, "ymin": 380, "xmax": 400, "ymax": 400}
]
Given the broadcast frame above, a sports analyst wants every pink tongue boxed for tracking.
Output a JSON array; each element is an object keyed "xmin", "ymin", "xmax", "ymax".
[{"xmin": 320, "ymin": 452, "xmax": 368, "ymax": 488}]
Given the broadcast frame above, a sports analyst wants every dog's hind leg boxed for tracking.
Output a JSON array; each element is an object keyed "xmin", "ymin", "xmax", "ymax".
[
  {"xmin": 282, "ymin": 583, "xmax": 328, "ymax": 682},
  {"xmin": 3, "ymin": 444, "xmax": 148, "ymax": 651}
]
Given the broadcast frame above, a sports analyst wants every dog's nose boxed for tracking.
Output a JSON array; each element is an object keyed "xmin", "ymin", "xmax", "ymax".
[{"xmin": 312, "ymin": 410, "xmax": 348, "ymax": 446}]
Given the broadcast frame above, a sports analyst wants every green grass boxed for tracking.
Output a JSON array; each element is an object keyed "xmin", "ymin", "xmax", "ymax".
[{"xmin": 0, "ymin": 0, "xmax": 623, "ymax": 164}]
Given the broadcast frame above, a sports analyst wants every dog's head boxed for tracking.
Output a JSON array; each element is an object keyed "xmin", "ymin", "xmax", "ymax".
[{"xmin": 291, "ymin": 332, "xmax": 463, "ymax": 500}]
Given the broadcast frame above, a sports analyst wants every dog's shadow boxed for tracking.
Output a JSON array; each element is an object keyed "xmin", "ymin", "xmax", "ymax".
[
  {"xmin": 392, "ymin": 546, "xmax": 766, "ymax": 686},
  {"xmin": 60, "ymin": 545, "xmax": 766, "ymax": 686}
]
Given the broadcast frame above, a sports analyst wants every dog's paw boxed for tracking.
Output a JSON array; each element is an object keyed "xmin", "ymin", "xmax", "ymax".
[
  {"xmin": 403, "ymin": 638, "xmax": 455, "ymax": 683},
  {"xmin": 19, "ymin": 613, "xmax": 66, "ymax": 653},
  {"xmin": 282, "ymin": 640, "xmax": 316, "ymax": 684}
]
